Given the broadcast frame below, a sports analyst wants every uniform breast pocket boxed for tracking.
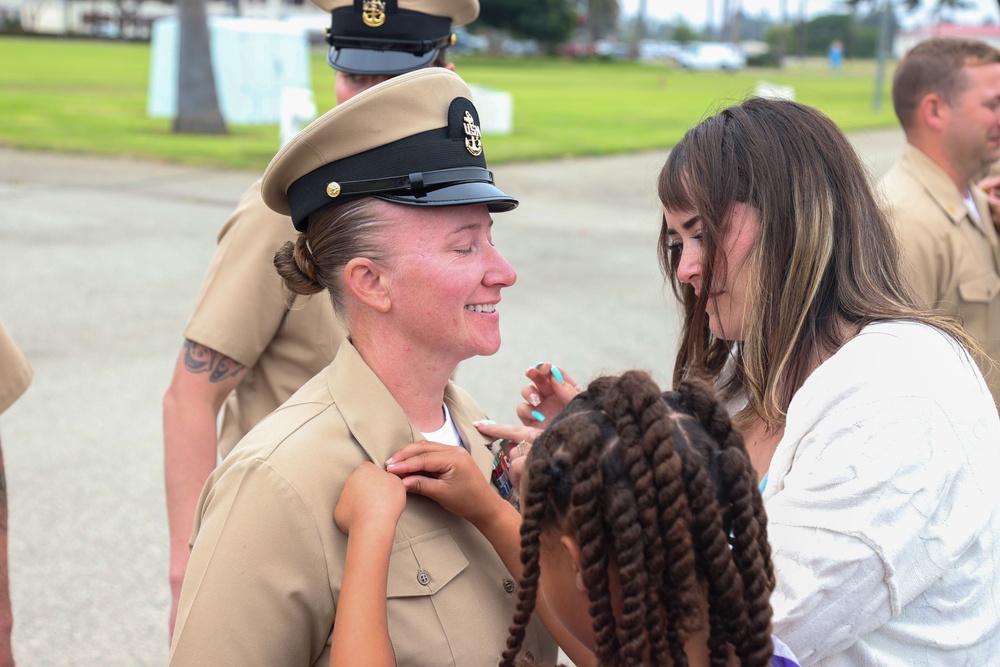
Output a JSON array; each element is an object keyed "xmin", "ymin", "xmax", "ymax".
[
  {"xmin": 383, "ymin": 528, "xmax": 473, "ymax": 666},
  {"xmin": 957, "ymin": 272, "xmax": 1000, "ymax": 337},
  {"xmin": 958, "ymin": 272, "xmax": 1000, "ymax": 303}
]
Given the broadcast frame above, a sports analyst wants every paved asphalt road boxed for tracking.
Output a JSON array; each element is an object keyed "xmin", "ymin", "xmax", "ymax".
[{"xmin": 0, "ymin": 126, "xmax": 904, "ymax": 666}]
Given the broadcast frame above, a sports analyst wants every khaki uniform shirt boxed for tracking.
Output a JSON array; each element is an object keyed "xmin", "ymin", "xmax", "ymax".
[
  {"xmin": 0, "ymin": 321, "xmax": 32, "ymax": 415},
  {"xmin": 881, "ymin": 144, "xmax": 1000, "ymax": 407},
  {"xmin": 184, "ymin": 179, "xmax": 346, "ymax": 457},
  {"xmin": 169, "ymin": 340, "xmax": 556, "ymax": 667}
]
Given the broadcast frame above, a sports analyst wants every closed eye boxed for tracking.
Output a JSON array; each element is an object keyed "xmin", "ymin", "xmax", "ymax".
[{"xmin": 667, "ymin": 232, "xmax": 703, "ymax": 252}]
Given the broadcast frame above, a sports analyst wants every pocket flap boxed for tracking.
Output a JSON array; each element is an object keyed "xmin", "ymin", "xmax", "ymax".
[
  {"xmin": 386, "ymin": 528, "xmax": 469, "ymax": 598},
  {"xmin": 958, "ymin": 272, "xmax": 1000, "ymax": 303}
]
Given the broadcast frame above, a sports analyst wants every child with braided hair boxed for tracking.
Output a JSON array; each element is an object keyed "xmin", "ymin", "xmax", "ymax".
[
  {"xmin": 499, "ymin": 370, "xmax": 797, "ymax": 667},
  {"xmin": 375, "ymin": 370, "xmax": 800, "ymax": 667}
]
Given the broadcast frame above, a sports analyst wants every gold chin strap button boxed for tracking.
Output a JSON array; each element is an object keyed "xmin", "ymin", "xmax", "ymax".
[
  {"xmin": 326, "ymin": 182, "xmax": 341, "ymax": 198},
  {"xmin": 449, "ymin": 33, "xmax": 456, "ymax": 46}
]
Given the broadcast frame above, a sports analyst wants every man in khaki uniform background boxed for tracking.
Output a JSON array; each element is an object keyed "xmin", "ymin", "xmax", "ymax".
[
  {"xmin": 880, "ymin": 37, "xmax": 1000, "ymax": 408},
  {"xmin": 0, "ymin": 321, "xmax": 31, "ymax": 667},
  {"xmin": 162, "ymin": 0, "xmax": 476, "ymax": 633},
  {"xmin": 168, "ymin": 69, "xmax": 557, "ymax": 666}
]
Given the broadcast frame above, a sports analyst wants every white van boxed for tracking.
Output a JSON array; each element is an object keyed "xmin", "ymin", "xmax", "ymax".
[{"xmin": 677, "ymin": 42, "xmax": 746, "ymax": 71}]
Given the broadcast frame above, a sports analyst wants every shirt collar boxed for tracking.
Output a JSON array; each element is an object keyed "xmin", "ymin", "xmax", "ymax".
[
  {"xmin": 901, "ymin": 143, "xmax": 990, "ymax": 227},
  {"xmin": 326, "ymin": 339, "xmax": 493, "ymax": 478}
]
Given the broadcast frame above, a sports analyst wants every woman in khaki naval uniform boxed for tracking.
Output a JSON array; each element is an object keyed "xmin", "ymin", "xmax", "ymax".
[
  {"xmin": 168, "ymin": 69, "xmax": 557, "ymax": 667},
  {"xmin": 162, "ymin": 0, "xmax": 479, "ymax": 633}
]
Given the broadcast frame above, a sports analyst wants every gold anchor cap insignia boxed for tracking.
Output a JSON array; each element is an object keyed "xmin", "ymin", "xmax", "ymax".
[
  {"xmin": 326, "ymin": 182, "xmax": 341, "ymax": 198},
  {"xmin": 463, "ymin": 110, "xmax": 483, "ymax": 156},
  {"xmin": 362, "ymin": 0, "xmax": 386, "ymax": 27}
]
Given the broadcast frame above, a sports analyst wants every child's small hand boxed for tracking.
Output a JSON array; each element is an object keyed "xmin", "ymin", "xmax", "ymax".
[
  {"xmin": 334, "ymin": 462, "xmax": 406, "ymax": 536},
  {"xmin": 386, "ymin": 441, "xmax": 501, "ymax": 526}
]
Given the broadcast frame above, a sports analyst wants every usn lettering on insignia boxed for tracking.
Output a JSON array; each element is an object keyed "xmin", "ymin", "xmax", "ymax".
[
  {"xmin": 463, "ymin": 111, "xmax": 483, "ymax": 156},
  {"xmin": 362, "ymin": 0, "xmax": 385, "ymax": 27}
]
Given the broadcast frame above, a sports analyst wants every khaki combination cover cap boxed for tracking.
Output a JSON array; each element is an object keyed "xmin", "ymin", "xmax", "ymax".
[
  {"xmin": 261, "ymin": 68, "xmax": 517, "ymax": 231},
  {"xmin": 312, "ymin": 0, "xmax": 479, "ymax": 75}
]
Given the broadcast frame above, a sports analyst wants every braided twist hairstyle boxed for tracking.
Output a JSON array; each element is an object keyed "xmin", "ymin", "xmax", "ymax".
[{"xmin": 502, "ymin": 370, "xmax": 774, "ymax": 667}]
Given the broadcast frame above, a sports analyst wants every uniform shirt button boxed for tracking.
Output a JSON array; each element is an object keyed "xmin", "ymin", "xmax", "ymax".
[
  {"xmin": 503, "ymin": 578, "xmax": 515, "ymax": 594},
  {"xmin": 417, "ymin": 570, "xmax": 431, "ymax": 586}
]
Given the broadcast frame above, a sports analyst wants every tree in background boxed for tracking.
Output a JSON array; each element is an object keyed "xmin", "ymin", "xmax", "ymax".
[
  {"xmin": 672, "ymin": 18, "xmax": 700, "ymax": 44},
  {"xmin": 585, "ymin": 0, "xmax": 619, "ymax": 41},
  {"xmin": 173, "ymin": 0, "xmax": 226, "ymax": 134},
  {"xmin": 478, "ymin": 0, "xmax": 577, "ymax": 49},
  {"xmin": 795, "ymin": 12, "xmax": 890, "ymax": 58},
  {"xmin": 847, "ymin": 0, "xmax": 974, "ymax": 25}
]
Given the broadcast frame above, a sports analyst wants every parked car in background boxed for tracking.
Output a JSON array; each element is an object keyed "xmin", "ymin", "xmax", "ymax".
[
  {"xmin": 453, "ymin": 27, "xmax": 488, "ymax": 55},
  {"xmin": 676, "ymin": 42, "xmax": 746, "ymax": 71},
  {"xmin": 595, "ymin": 39, "xmax": 629, "ymax": 59},
  {"xmin": 502, "ymin": 38, "xmax": 539, "ymax": 57},
  {"xmin": 640, "ymin": 39, "xmax": 685, "ymax": 62}
]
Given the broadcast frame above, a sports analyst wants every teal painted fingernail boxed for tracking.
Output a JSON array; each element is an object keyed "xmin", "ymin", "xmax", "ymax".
[
  {"xmin": 550, "ymin": 366, "xmax": 564, "ymax": 383},
  {"xmin": 534, "ymin": 362, "xmax": 544, "ymax": 369},
  {"xmin": 474, "ymin": 419, "xmax": 496, "ymax": 426},
  {"xmin": 531, "ymin": 410, "xmax": 546, "ymax": 422}
]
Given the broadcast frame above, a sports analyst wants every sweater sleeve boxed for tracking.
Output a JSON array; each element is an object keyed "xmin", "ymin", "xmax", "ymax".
[{"xmin": 765, "ymin": 324, "xmax": 999, "ymax": 665}]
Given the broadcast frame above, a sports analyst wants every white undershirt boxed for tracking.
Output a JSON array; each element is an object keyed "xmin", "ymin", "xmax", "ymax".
[
  {"xmin": 963, "ymin": 189, "xmax": 983, "ymax": 228},
  {"xmin": 420, "ymin": 403, "xmax": 463, "ymax": 448}
]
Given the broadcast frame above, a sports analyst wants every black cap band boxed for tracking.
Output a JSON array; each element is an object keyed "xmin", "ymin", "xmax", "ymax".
[
  {"xmin": 288, "ymin": 165, "xmax": 499, "ymax": 230},
  {"xmin": 329, "ymin": 32, "xmax": 453, "ymax": 55}
]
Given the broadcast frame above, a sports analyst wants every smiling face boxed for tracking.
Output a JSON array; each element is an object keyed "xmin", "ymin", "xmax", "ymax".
[
  {"xmin": 379, "ymin": 203, "xmax": 516, "ymax": 368},
  {"xmin": 663, "ymin": 203, "xmax": 761, "ymax": 341},
  {"xmin": 943, "ymin": 62, "xmax": 1000, "ymax": 175}
]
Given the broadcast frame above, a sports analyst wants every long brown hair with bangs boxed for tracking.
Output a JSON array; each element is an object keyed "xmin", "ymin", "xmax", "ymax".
[{"xmin": 658, "ymin": 97, "xmax": 975, "ymax": 430}]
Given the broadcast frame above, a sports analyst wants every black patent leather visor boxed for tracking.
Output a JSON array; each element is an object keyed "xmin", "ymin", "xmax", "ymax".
[
  {"xmin": 328, "ymin": 45, "xmax": 439, "ymax": 75},
  {"xmin": 376, "ymin": 179, "xmax": 518, "ymax": 212}
]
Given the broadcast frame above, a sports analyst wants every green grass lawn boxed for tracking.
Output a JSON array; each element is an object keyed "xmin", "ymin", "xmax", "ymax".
[{"xmin": 0, "ymin": 36, "xmax": 899, "ymax": 170}]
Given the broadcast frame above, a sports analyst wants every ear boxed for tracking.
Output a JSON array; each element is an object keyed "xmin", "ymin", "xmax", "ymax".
[
  {"xmin": 559, "ymin": 535, "xmax": 587, "ymax": 593},
  {"xmin": 444, "ymin": 62, "xmax": 456, "ymax": 72},
  {"xmin": 918, "ymin": 92, "xmax": 951, "ymax": 132},
  {"xmin": 343, "ymin": 257, "xmax": 391, "ymax": 313}
]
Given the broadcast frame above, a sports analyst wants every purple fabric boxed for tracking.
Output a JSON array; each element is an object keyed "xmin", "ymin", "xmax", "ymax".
[{"xmin": 771, "ymin": 635, "xmax": 801, "ymax": 667}]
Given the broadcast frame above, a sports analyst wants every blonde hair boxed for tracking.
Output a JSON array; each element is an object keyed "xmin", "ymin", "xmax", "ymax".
[{"xmin": 273, "ymin": 198, "xmax": 390, "ymax": 321}]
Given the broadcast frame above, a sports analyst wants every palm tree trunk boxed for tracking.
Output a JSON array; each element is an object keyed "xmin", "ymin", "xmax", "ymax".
[{"xmin": 173, "ymin": 0, "xmax": 227, "ymax": 134}]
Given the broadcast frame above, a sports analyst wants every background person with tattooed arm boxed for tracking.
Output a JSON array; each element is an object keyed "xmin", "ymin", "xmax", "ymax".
[
  {"xmin": 161, "ymin": 0, "xmax": 476, "ymax": 635},
  {"xmin": 0, "ymin": 321, "xmax": 31, "ymax": 667}
]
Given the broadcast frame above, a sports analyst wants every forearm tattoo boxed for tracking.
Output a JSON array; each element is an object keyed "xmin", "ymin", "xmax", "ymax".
[{"xmin": 182, "ymin": 339, "xmax": 245, "ymax": 383}]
